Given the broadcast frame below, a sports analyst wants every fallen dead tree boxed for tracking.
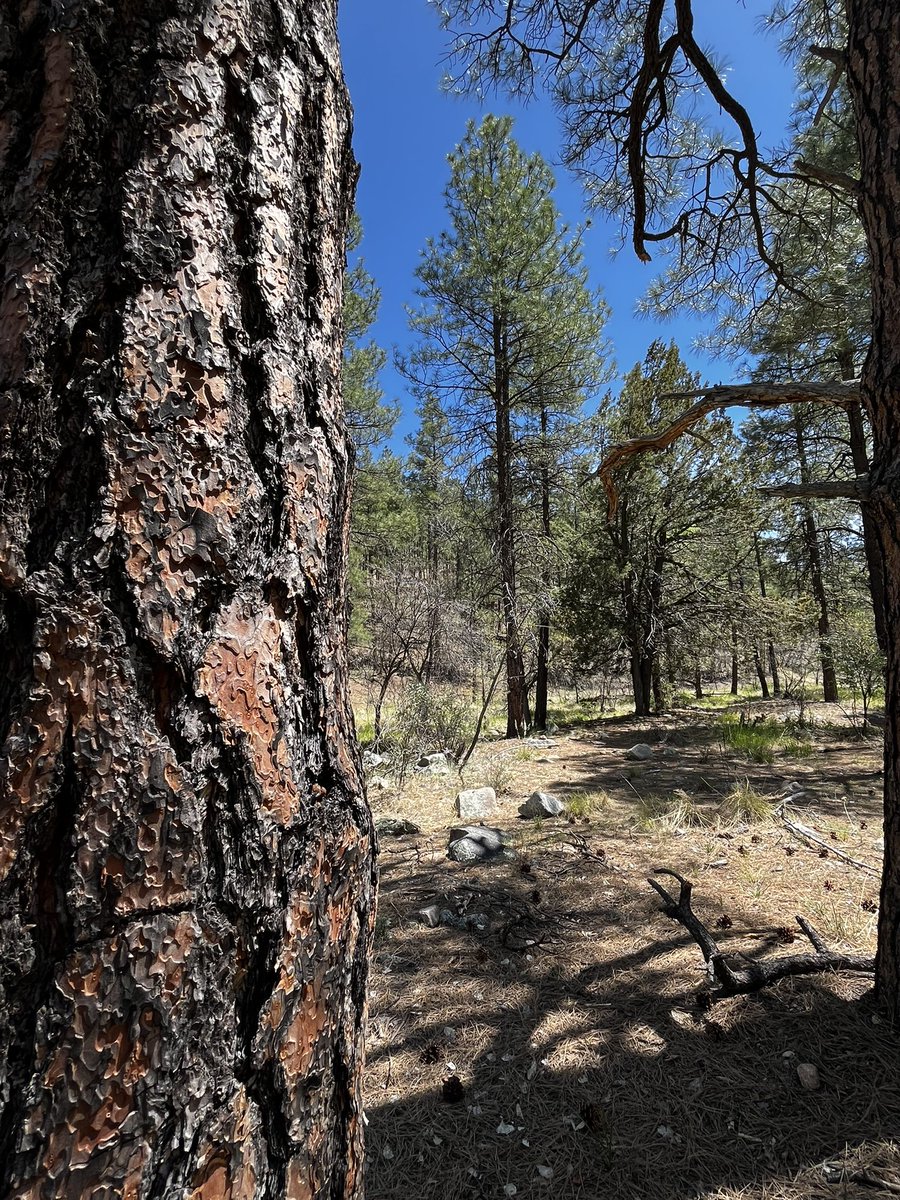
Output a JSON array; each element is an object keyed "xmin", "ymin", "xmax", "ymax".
[{"xmin": 648, "ymin": 868, "xmax": 874, "ymax": 999}]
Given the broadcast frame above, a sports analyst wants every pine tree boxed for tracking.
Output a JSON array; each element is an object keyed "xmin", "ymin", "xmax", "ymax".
[{"xmin": 403, "ymin": 115, "xmax": 608, "ymax": 735}]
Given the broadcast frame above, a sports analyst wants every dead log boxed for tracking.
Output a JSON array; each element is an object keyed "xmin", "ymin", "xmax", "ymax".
[{"xmin": 648, "ymin": 868, "xmax": 874, "ymax": 998}]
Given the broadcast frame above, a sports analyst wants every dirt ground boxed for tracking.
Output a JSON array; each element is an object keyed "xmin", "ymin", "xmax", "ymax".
[{"xmin": 362, "ymin": 701, "xmax": 900, "ymax": 1200}]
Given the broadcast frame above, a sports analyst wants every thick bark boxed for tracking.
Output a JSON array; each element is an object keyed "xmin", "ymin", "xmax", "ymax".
[
  {"xmin": 493, "ymin": 310, "xmax": 529, "ymax": 737},
  {"xmin": 793, "ymin": 413, "xmax": 839, "ymax": 703},
  {"xmin": 847, "ymin": 0, "xmax": 900, "ymax": 1020},
  {"xmin": 0, "ymin": 2, "xmax": 374, "ymax": 1196}
]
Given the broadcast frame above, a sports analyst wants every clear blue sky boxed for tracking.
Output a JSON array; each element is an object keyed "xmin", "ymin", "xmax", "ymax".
[{"xmin": 339, "ymin": 0, "xmax": 795, "ymax": 448}]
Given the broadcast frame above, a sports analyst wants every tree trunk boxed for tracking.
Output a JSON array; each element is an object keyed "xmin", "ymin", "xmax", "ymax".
[
  {"xmin": 845, "ymin": 397, "xmax": 889, "ymax": 653},
  {"xmin": 493, "ymin": 309, "xmax": 529, "ymax": 737},
  {"xmin": 730, "ymin": 620, "xmax": 740, "ymax": 695},
  {"xmin": 754, "ymin": 534, "xmax": 781, "ymax": 696},
  {"xmin": 847, "ymin": 0, "xmax": 900, "ymax": 1021},
  {"xmin": 533, "ymin": 404, "xmax": 551, "ymax": 731},
  {"xmin": 0, "ymin": 2, "xmax": 374, "ymax": 1195},
  {"xmin": 694, "ymin": 667, "xmax": 703, "ymax": 699},
  {"xmin": 793, "ymin": 412, "xmax": 839, "ymax": 703}
]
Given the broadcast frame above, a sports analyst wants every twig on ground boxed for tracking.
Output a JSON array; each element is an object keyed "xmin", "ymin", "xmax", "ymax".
[{"xmin": 774, "ymin": 801, "xmax": 880, "ymax": 876}]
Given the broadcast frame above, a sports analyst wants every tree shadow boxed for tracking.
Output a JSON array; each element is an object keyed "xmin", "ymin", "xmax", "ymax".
[{"xmin": 364, "ymin": 840, "xmax": 899, "ymax": 1199}]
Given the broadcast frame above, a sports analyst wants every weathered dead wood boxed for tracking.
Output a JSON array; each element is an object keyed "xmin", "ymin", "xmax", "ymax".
[
  {"xmin": 759, "ymin": 477, "xmax": 871, "ymax": 500},
  {"xmin": 648, "ymin": 868, "xmax": 874, "ymax": 998},
  {"xmin": 597, "ymin": 381, "xmax": 860, "ymax": 515},
  {"xmin": 774, "ymin": 802, "xmax": 881, "ymax": 876}
]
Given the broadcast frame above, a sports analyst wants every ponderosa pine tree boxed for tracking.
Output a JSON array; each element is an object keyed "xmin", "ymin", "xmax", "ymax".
[
  {"xmin": 403, "ymin": 115, "xmax": 608, "ymax": 736},
  {"xmin": 434, "ymin": 0, "xmax": 900, "ymax": 1017},
  {"xmin": 0, "ymin": 1, "xmax": 374, "ymax": 1194}
]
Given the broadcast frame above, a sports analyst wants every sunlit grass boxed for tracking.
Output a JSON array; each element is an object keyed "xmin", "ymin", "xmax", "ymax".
[
  {"xmin": 566, "ymin": 789, "xmax": 610, "ymax": 818},
  {"xmin": 719, "ymin": 780, "xmax": 773, "ymax": 824},
  {"xmin": 638, "ymin": 790, "xmax": 707, "ymax": 832},
  {"xmin": 719, "ymin": 715, "xmax": 814, "ymax": 763}
]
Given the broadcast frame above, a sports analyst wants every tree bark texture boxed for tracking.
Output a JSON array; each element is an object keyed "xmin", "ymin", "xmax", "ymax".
[
  {"xmin": 0, "ymin": 1, "xmax": 374, "ymax": 1196},
  {"xmin": 847, "ymin": 0, "xmax": 900, "ymax": 1021}
]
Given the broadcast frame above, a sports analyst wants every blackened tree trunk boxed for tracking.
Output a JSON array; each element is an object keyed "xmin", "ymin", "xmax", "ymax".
[
  {"xmin": 533, "ymin": 403, "xmax": 551, "ymax": 731},
  {"xmin": 847, "ymin": 0, "xmax": 900, "ymax": 1020},
  {"xmin": 0, "ymin": 1, "xmax": 374, "ymax": 1195},
  {"xmin": 793, "ymin": 412, "xmax": 839, "ymax": 702},
  {"xmin": 493, "ymin": 309, "xmax": 530, "ymax": 737}
]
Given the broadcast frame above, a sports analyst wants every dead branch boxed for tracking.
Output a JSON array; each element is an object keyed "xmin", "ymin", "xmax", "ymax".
[
  {"xmin": 758, "ymin": 476, "xmax": 870, "ymax": 501},
  {"xmin": 596, "ymin": 380, "xmax": 860, "ymax": 516},
  {"xmin": 648, "ymin": 868, "xmax": 874, "ymax": 998},
  {"xmin": 774, "ymin": 802, "xmax": 881, "ymax": 876}
]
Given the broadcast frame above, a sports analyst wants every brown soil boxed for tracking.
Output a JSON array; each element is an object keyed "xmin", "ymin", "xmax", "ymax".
[{"xmin": 364, "ymin": 704, "xmax": 899, "ymax": 1199}]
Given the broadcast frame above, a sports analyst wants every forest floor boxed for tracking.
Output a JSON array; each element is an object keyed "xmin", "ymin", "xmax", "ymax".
[{"xmin": 361, "ymin": 698, "xmax": 900, "ymax": 1200}]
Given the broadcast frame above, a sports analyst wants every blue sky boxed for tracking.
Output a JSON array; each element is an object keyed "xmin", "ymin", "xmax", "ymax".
[{"xmin": 339, "ymin": 1, "xmax": 796, "ymax": 448}]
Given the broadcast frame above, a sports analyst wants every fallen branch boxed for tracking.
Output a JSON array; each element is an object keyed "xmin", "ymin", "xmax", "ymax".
[
  {"xmin": 774, "ymin": 801, "xmax": 881, "ymax": 876},
  {"xmin": 596, "ymin": 380, "xmax": 860, "ymax": 516},
  {"xmin": 648, "ymin": 868, "xmax": 874, "ymax": 998}
]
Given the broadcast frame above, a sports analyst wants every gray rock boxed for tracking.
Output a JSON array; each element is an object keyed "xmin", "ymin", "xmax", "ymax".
[
  {"xmin": 519, "ymin": 791, "xmax": 566, "ymax": 818},
  {"xmin": 416, "ymin": 904, "xmax": 442, "ymax": 927},
  {"xmin": 447, "ymin": 824, "xmax": 507, "ymax": 864},
  {"xmin": 368, "ymin": 776, "xmax": 391, "ymax": 791},
  {"xmin": 416, "ymin": 751, "xmax": 451, "ymax": 776},
  {"xmin": 525, "ymin": 737, "xmax": 555, "ymax": 749},
  {"xmin": 456, "ymin": 786, "xmax": 497, "ymax": 819},
  {"xmin": 874, "ymin": 837, "xmax": 886, "ymax": 852},
  {"xmin": 363, "ymin": 750, "xmax": 385, "ymax": 768},
  {"xmin": 625, "ymin": 743, "xmax": 654, "ymax": 761},
  {"xmin": 375, "ymin": 816, "xmax": 422, "ymax": 837}
]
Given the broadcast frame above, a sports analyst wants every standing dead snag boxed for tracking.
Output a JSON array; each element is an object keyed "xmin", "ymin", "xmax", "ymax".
[
  {"xmin": 649, "ymin": 869, "xmax": 874, "ymax": 999},
  {"xmin": 0, "ymin": 1, "xmax": 374, "ymax": 1196}
]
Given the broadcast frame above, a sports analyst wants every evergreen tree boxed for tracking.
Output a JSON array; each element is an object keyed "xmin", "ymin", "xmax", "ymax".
[{"xmin": 403, "ymin": 115, "xmax": 609, "ymax": 735}]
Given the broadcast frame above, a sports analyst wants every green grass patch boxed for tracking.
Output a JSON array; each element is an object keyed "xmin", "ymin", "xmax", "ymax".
[
  {"xmin": 566, "ymin": 790, "xmax": 610, "ymax": 818},
  {"xmin": 719, "ymin": 715, "xmax": 814, "ymax": 763}
]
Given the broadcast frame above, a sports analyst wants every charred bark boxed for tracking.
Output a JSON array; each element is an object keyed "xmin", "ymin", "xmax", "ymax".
[
  {"xmin": 493, "ymin": 309, "xmax": 530, "ymax": 737},
  {"xmin": 0, "ymin": 1, "xmax": 374, "ymax": 1195},
  {"xmin": 847, "ymin": 0, "xmax": 900, "ymax": 1021}
]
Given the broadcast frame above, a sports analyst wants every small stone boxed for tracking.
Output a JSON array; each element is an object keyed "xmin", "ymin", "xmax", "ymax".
[
  {"xmin": 497, "ymin": 1122, "xmax": 515, "ymax": 1135},
  {"xmin": 709, "ymin": 859, "xmax": 729, "ymax": 868},
  {"xmin": 416, "ymin": 905, "xmax": 442, "ymax": 928},
  {"xmin": 363, "ymin": 751, "xmax": 385, "ymax": 768},
  {"xmin": 625, "ymin": 743, "xmax": 654, "ymax": 761},
  {"xmin": 456, "ymin": 786, "xmax": 498, "ymax": 819},
  {"xmin": 874, "ymin": 837, "xmax": 885, "ymax": 852},
  {"xmin": 417, "ymin": 751, "xmax": 451, "ymax": 776},
  {"xmin": 536, "ymin": 1165, "xmax": 553, "ymax": 1180},
  {"xmin": 796, "ymin": 1062, "xmax": 821, "ymax": 1090},
  {"xmin": 368, "ymin": 776, "xmax": 391, "ymax": 791},
  {"xmin": 519, "ymin": 791, "xmax": 566, "ymax": 818}
]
